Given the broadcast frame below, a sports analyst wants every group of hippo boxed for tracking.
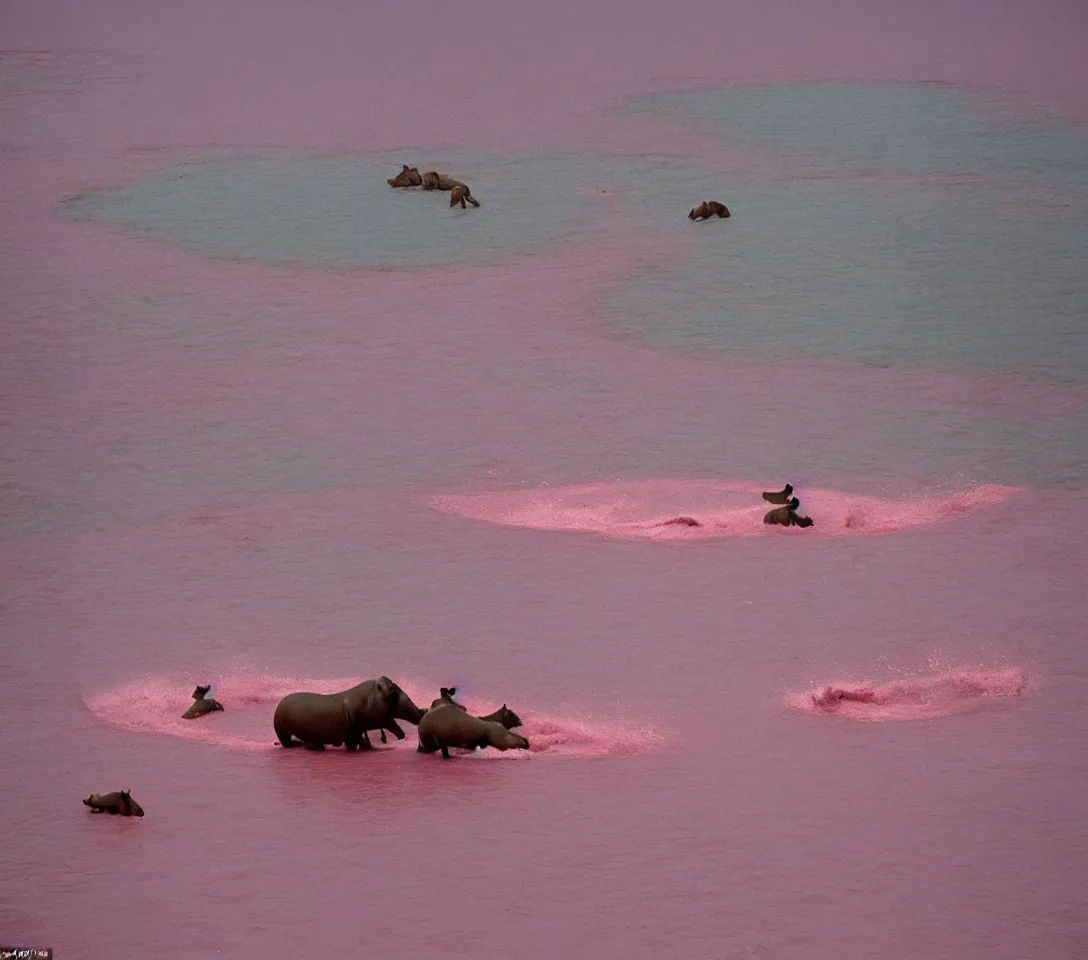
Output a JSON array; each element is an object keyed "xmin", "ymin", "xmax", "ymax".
[
  {"xmin": 387, "ymin": 163, "xmax": 481, "ymax": 208},
  {"xmin": 83, "ymin": 679, "xmax": 530, "ymax": 817},
  {"xmin": 273, "ymin": 677, "xmax": 529, "ymax": 758},
  {"xmin": 387, "ymin": 162, "xmax": 731, "ymax": 221}
]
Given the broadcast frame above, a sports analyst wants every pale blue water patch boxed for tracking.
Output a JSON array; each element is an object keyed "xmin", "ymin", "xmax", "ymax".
[
  {"xmin": 59, "ymin": 151, "xmax": 658, "ymax": 269},
  {"xmin": 611, "ymin": 83, "xmax": 1088, "ymax": 381},
  {"xmin": 621, "ymin": 82, "xmax": 1088, "ymax": 185},
  {"xmin": 600, "ymin": 171, "xmax": 1088, "ymax": 383}
]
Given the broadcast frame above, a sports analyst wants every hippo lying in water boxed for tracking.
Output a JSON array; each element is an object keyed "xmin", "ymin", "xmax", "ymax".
[
  {"xmin": 182, "ymin": 684, "xmax": 224, "ymax": 720},
  {"xmin": 689, "ymin": 200, "xmax": 731, "ymax": 220},
  {"xmin": 83, "ymin": 790, "xmax": 145, "ymax": 817},
  {"xmin": 811, "ymin": 687, "xmax": 880, "ymax": 709},
  {"xmin": 387, "ymin": 164, "xmax": 423, "ymax": 187},
  {"xmin": 418, "ymin": 687, "xmax": 530, "ymax": 758},
  {"xmin": 763, "ymin": 497, "xmax": 814, "ymax": 528}
]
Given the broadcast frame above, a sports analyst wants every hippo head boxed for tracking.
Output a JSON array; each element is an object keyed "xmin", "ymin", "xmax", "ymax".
[
  {"xmin": 495, "ymin": 704, "xmax": 522, "ymax": 729},
  {"xmin": 387, "ymin": 164, "xmax": 422, "ymax": 187},
  {"xmin": 191, "ymin": 684, "xmax": 212, "ymax": 699},
  {"xmin": 788, "ymin": 497, "xmax": 801, "ymax": 510},
  {"xmin": 432, "ymin": 687, "xmax": 468, "ymax": 712},
  {"xmin": 390, "ymin": 685, "xmax": 427, "ymax": 725}
]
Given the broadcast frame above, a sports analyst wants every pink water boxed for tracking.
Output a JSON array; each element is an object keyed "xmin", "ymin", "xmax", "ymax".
[{"xmin": 3, "ymin": 2, "xmax": 1087, "ymax": 959}]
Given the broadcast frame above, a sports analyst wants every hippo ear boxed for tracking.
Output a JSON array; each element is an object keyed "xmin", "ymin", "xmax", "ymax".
[{"xmin": 402, "ymin": 164, "xmax": 411, "ymax": 171}]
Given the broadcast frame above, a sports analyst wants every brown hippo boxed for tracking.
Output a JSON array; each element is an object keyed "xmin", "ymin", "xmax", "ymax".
[
  {"xmin": 421, "ymin": 171, "xmax": 481, "ymax": 208},
  {"xmin": 418, "ymin": 693, "xmax": 530, "ymax": 759},
  {"xmin": 661, "ymin": 516, "xmax": 701, "ymax": 527},
  {"xmin": 83, "ymin": 790, "xmax": 145, "ymax": 817},
  {"xmin": 477, "ymin": 704, "xmax": 522, "ymax": 730},
  {"xmin": 811, "ymin": 686, "xmax": 880, "ymax": 709},
  {"xmin": 688, "ymin": 200, "xmax": 730, "ymax": 220},
  {"xmin": 273, "ymin": 676, "xmax": 427, "ymax": 751},
  {"xmin": 763, "ymin": 498, "xmax": 814, "ymax": 528},
  {"xmin": 387, "ymin": 164, "xmax": 422, "ymax": 187},
  {"xmin": 762, "ymin": 483, "xmax": 794, "ymax": 505},
  {"xmin": 429, "ymin": 689, "xmax": 521, "ymax": 729},
  {"xmin": 181, "ymin": 684, "xmax": 224, "ymax": 720}
]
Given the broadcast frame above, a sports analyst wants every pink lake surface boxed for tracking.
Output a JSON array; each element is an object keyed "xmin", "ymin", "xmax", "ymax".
[{"xmin": 2, "ymin": 2, "xmax": 1087, "ymax": 959}]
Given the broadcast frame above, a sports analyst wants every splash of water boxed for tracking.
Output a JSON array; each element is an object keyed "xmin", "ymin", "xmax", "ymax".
[
  {"xmin": 429, "ymin": 478, "xmax": 1022, "ymax": 539},
  {"xmin": 82, "ymin": 674, "xmax": 661, "ymax": 758},
  {"xmin": 786, "ymin": 667, "xmax": 1027, "ymax": 722}
]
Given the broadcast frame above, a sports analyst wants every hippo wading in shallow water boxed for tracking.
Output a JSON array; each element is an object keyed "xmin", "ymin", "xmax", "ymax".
[
  {"xmin": 83, "ymin": 790, "xmax": 145, "ymax": 817},
  {"xmin": 763, "ymin": 497, "xmax": 814, "ymax": 528},
  {"xmin": 181, "ymin": 684, "xmax": 223, "ymax": 719},
  {"xmin": 418, "ymin": 688, "xmax": 530, "ymax": 759},
  {"xmin": 477, "ymin": 704, "xmax": 522, "ymax": 730},
  {"xmin": 421, "ymin": 170, "xmax": 481, "ymax": 208},
  {"xmin": 428, "ymin": 688, "xmax": 522, "ymax": 729},
  {"xmin": 273, "ymin": 677, "xmax": 427, "ymax": 751}
]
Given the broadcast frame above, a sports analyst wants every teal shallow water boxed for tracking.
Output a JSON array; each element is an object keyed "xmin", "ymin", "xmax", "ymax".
[
  {"xmin": 60, "ymin": 151, "xmax": 631, "ymax": 269},
  {"xmin": 60, "ymin": 85, "xmax": 1088, "ymax": 385}
]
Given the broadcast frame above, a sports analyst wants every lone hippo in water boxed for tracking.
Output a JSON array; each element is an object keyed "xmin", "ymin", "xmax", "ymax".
[
  {"xmin": 83, "ymin": 790, "xmax": 145, "ymax": 817},
  {"xmin": 688, "ymin": 200, "xmax": 730, "ymax": 220},
  {"xmin": 418, "ymin": 689, "xmax": 530, "ymax": 758},
  {"xmin": 387, "ymin": 164, "xmax": 423, "ymax": 187},
  {"xmin": 763, "ymin": 497, "xmax": 814, "ymax": 528},
  {"xmin": 811, "ymin": 687, "xmax": 880, "ymax": 709},
  {"xmin": 182, "ymin": 684, "xmax": 224, "ymax": 720}
]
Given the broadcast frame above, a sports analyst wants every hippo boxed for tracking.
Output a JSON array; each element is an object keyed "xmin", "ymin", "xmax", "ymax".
[
  {"xmin": 688, "ymin": 200, "xmax": 730, "ymax": 220},
  {"xmin": 762, "ymin": 483, "xmax": 794, "ymax": 505},
  {"xmin": 661, "ymin": 516, "xmax": 701, "ymax": 527},
  {"xmin": 421, "ymin": 171, "xmax": 481, "ymax": 208},
  {"xmin": 273, "ymin": 676, "xmax": 427, "ymax": 751},
  {"xmin": 181, "ymin": 684, "xmax": 224, "ymax": 720},
  {"xmin": 763, "ymin": 498, "xmax": 814, "ymax": 528},
  {"xmin": 83, "ymin": 790, "xmax": 145, "ymax": 817},
  {"xmin": 418, "ymin": 695, "xmax": 530, "ymax": 759},
  {"xmin": 811, "ymin": 687, "xmax": 880, "ymax": 709},
  {"xmin": 477, "ymin": 704, "xmax": 522, "ymax": 730},
  {"xmin": 428, "ymin": 689, "xmax": 521, "ymax": 729},
  {"xmin": 387, "ymin": 164, "xmax": 422, "ymax": 187}
]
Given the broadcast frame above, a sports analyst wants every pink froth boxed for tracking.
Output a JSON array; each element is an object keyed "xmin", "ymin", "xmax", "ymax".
[
  {"xmin": 786, "ymin": 667, "xmax": 1027, "ymax": 722},
  {"xmin": 429, "ymin": 479, "xmax": 1023, "ymax": 540},
  {"xmin": 82, "ymin": 675, "xmax": 662, "ymax": 758}
]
